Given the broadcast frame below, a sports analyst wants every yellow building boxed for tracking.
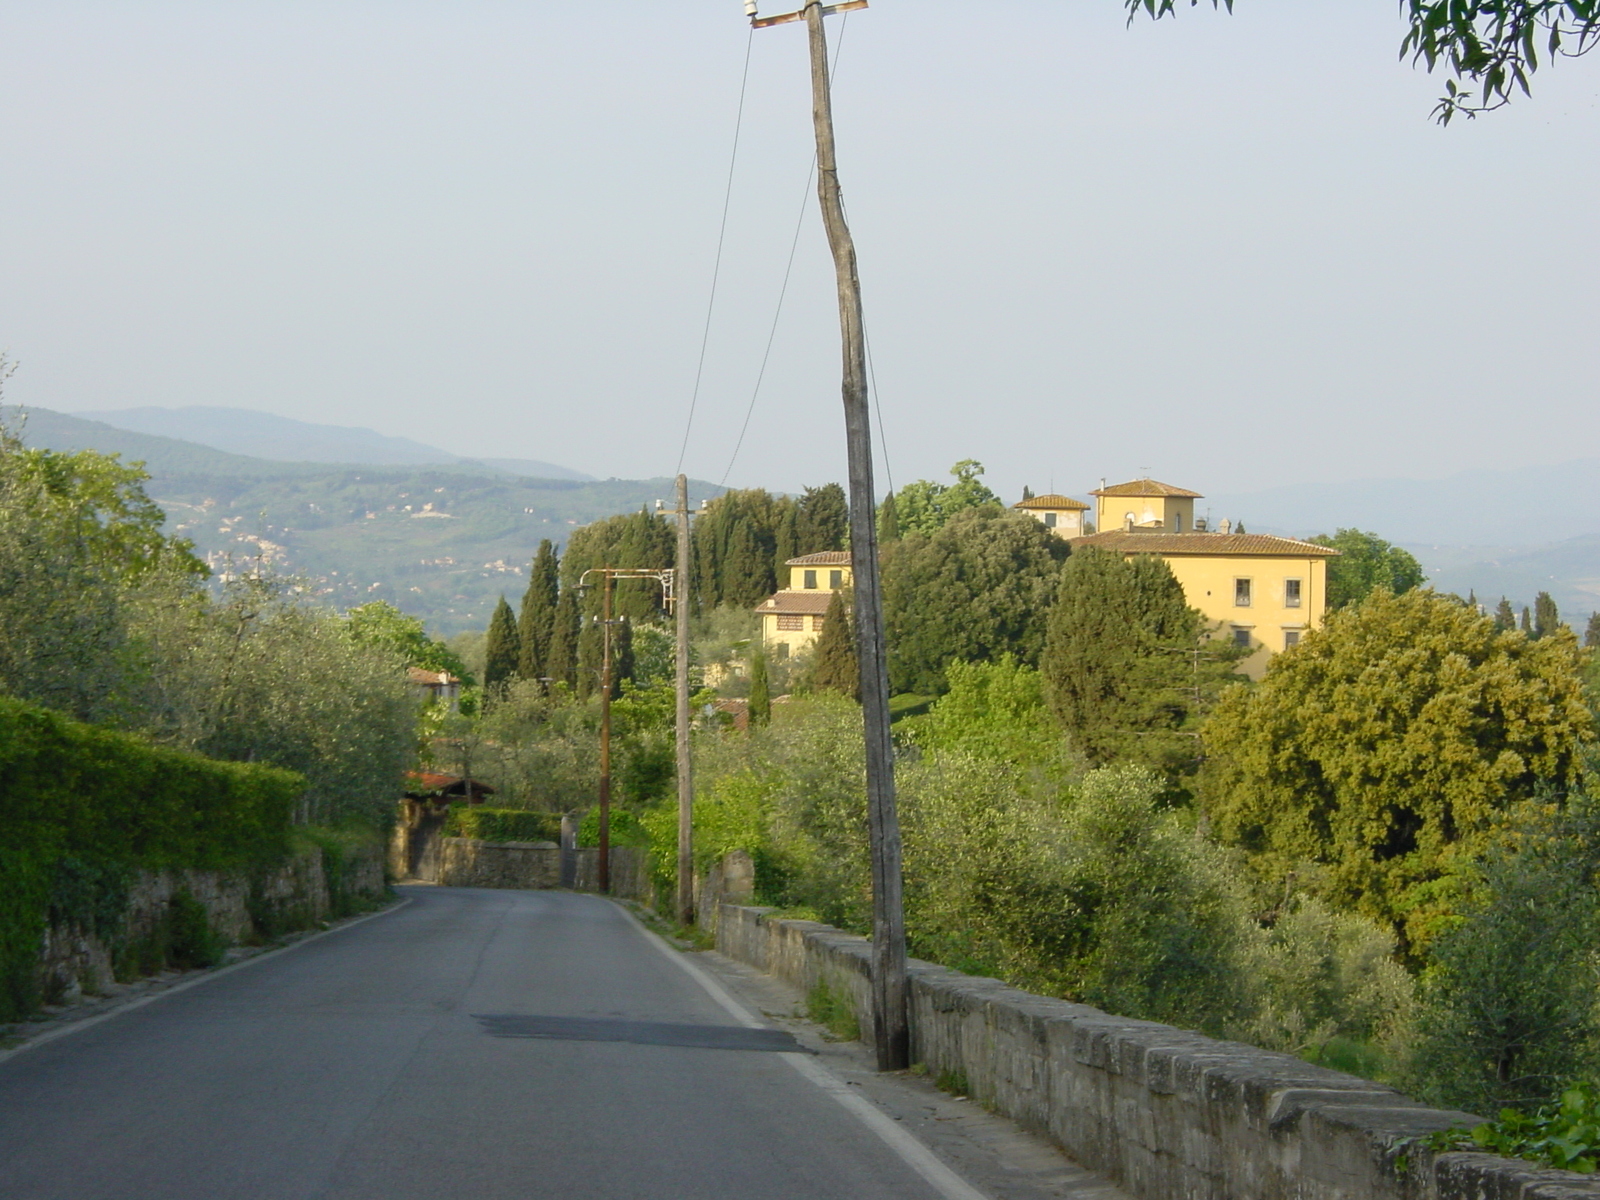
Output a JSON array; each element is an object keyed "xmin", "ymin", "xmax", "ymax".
[
  {"xmin": 1090, "ymin": 477, "xmax": 1202, "ymax": 533},
  {"xmin": 1069, "ymin": 481, "xmax": 1337, "ymax": 679},
  {"xmin": 756, "ymin": 551, "xmax": 852, "ymax": 659},
  {"xmin": 1012, "ymin": 493, "xmax": 1090, "ymax": 537}
]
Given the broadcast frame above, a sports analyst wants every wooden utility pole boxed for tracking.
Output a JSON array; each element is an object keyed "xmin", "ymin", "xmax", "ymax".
[
  {"xmin": 674, "ymin": 474, "xmax": 695, "ymax": 927},
  {"xmin": 751, "ymin": 0, "xmax": 908, "ymax": 1072},
  {"xmin": 598, "ymin": 571, "xmax": 614, "ymax": 894}
]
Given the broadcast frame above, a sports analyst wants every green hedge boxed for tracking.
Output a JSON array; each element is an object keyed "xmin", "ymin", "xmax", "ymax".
[
  {"xmin": 0, "ymin": 696, "xmax": 302, "ymax": 1020},
  {"xmin": 442, "ymin": 806, "xmax": 564, "ymax": 844}
]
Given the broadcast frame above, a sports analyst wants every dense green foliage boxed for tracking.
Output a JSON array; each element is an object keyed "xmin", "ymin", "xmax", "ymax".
[
  {"xmin": 0, "ymin": 695, "xmax": 301, "ymax": 1019},
  {"xmin": 882, "ymin": 509, "xmax": 1069, "ymax": 696},
  {"xmin": 442, "ymin": 806, "xmax": 564, "ymax": 843},
  {"xmin": 1042, "ymin": 547, "xmax": 1238, "ymax": 770},
  {"xmin": 1202, "ymin": 589, "xmax": 1593, "ymax": 950},
  {"xmin": 562, "ymin": 507, "xmax": 674, "ymax": 621},
  {"xmin": 808, "ymin": 590, "xmax": 859, "ymax": 700},
  {"xmin": 890, "ymin": 460, "xmax": 1002, "ymax": 538},
  {"xmin": 1310, "ymin": 528, "xmax": 1426, "ymax": 610},
  {"xmin": 345, "ymin": 601, "xmax": 470, "ymax": 680},
  {"xmin": 483, "ymin": 596, "xmax": 521, "ymax": 692},
  {"xmin": 1402, "ymin": 799, "xmax": 1600, "ymax": 1114},
  {"xmin": 1535, "ymin": 590, "xmax": 1562, "ymax": 639},
  {"xmin": 517, "ymin": 539, "xmax": 560, "ymax": 681}
]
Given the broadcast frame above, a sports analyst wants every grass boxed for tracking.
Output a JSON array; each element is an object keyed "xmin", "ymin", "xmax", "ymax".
[{"xmin": 806, "ymin": 980, "xmax": 861, "ymax": 1042}]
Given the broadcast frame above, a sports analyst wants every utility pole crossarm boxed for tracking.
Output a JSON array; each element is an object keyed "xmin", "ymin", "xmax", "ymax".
[{"xmin": 750, "ymin": 0, "xmax": 866, "ymax": 29}]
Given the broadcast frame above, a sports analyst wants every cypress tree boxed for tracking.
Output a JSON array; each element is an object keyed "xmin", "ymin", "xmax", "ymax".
[
  {"xmin": 1021, "ymin": 485, "xmax": 1034, "ymax": 501},
  {"xmin": 517, "ymin": 539, "xmax": 560, "ymax": 680},
  {"xmin": 1041, "ymin": 547, "xmax": 1211, "ymax": 769},
  {"xmin": 1534, "ymin": 591, "xmax": 1560, "ymax": 640},
  {"xmin": 611, "ymin": 616, "xmax": 634, "ymax": 699},
  {"xmin": 483, "ymin": 596, "xmax": 521, "ymax": 693},
  {"xmin": 1466, "ymin": 589, "xmax": 1478, "ymax": 610},
  {"xmin": 808, "ymin": 589, "xmax": 859, "ymax": 701},
  {"xmin": 1587, "ymin": 612, "xmax": 1600, "ymax": 649},
  {"xmin": 748, "ymin": 643, "xmax": 771, "ymax": 728},
  {"xmin": 797, "ymin": 483, "xmax": 849, "ymax": 551},
  {"xmin": 877, "ymin": 491, "xmax": 900, "ymax": 543},
  {"xmin": 576, "ymin": 611, "xmax": 602, "ymax": 699},
  {"xmin": 546, "ymin": 587, "xmax": 581, "ymax": 691},
  {"xmin": 773, "ymin": 503, "xmax": 800, "ymax": 584},
  {"xmin": 1520, "ymin": 606, "xmax": 1533, "ymax": 636},
  {"xmin": 1494, "ymin": 597, "xmax": 1516, "ymax": 631}
]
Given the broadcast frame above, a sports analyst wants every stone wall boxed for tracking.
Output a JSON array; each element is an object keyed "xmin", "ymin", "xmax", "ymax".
[
  {"xmin": 717, "ymin": 903, "xmax": 1600, "ymax": 1200},
  {"xmin": 435, "ymin": 838, "xmax": 561, "ymax": 889},
  {"xmin": 571, "ymin": 847, "xmax": 651, "ymax": 902},
  {"xmin": 38, "ymin": 842, "xmax": 386, "ymax": 1006}
]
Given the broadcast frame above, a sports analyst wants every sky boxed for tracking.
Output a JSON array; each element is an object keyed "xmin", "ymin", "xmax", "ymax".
[{"xmin": 1, "ymin": 1, "xmax": 1597, "ymax": 502}]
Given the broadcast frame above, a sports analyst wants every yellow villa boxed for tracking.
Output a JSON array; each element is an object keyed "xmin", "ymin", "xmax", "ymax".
[
  {"xmin": 1070, "ymin": 477, "xmax": 1337, "ymax": 679},
  {"xmin": 1012, "ymin": 493, "xmax": 1090, "ymax": 537},
  {"xmin": 755, "ymin": 551, "xmax": 852, "ymax": 659}
]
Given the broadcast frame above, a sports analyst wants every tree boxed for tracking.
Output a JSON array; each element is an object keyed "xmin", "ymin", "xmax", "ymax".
[
  {"xmin": 1403, "ymin": 798, "xmax": 1600, "ymax": 1114},
  {"xmin": 1200, "ymin": 588, "xmax": 1594, "ymax": 950},
  {"xmin": 691, "ymin": 488, "xmax": 794, "ymax": 611},
  {"xmin": 877, "ymin": 491, "xmax": 901, "ymax": 543},
  {"xmin": 1522, "ymin": 605, "xmax": 1534, "ymax": 635},
  {"xmin": 483, "ymin": 596, "xmax": 520, "ymax": 693},
  {"xmin": 748, "ymin": 643, "xmax": 772, "ymax": 727},
  {"xmin": 1534, "ymin": 590, "xmax": 1561, "ymax": 640},
  {"xmin": 1495, "ymin": 597, "xmax": 1518, "ymax": 631},
  {"xmin": 345, "ymin": 601, "xmax": 468, "ymax": 680},
  {"xmin": 1125, "ymin": 0, "xmax": 1600, "ymax": 124},
  {"xmin": 808, "ymin": 589, "xmax": 859, "ymax": 700},
  {"xmin": 796, "ymin": 483, "xmax": 849, "ymax": 553},
  {"xmin": 1309, "ymin": 529, "xmax": 1425, "ymax": 609},
  {"xmin": 517, "ymin": 539, "xmax": 559, "ymax": 681},
  {"xmin": 1042, "ymin": 546, "xmax": 1235, "ymax": 770},
  {"xmin": 1588, "ymin": 612, "xmax": 1600, "ymax": 649},
  {"xmin": 892, "ymin": 460, "xmax": 1003, "ymax": 538},
  {"xmin": 546, "ymin": 587, "xmax": 581, "ymax": 691},
  {"xmin": 882, "ymin": 509, "xmax": 1069, "ymax": 696},
  {"xmin": 610, "ymin": 616, "xmax": 634, "ymax": 700}
]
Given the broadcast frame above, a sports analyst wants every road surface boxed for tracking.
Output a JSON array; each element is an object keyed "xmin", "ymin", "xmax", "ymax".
[{"xmin": 0, "ymin": 887, "xmax": 985, "ymax": 1200}]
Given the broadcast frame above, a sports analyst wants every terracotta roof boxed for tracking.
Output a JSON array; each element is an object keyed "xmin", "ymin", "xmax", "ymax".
[
  {"xmin": 1069, "ymin": 531, "xmax": 1339, "ymax": 557},
  {"xmin": 404, "ymin": 772, "xmax": 496, "ymax": 796},
  {"xmin": 1013, "ymin": 494, "xmax": 1090, "ymax": 511},
  {"xmin": 1089, "ymin": 478, "xmax": 1204, "ymax": 499},
  {"xmin": 785, "ymin": 550, "xmax": 852, "ymax": 566},
  {"xmin": 407, "ymin": 667, "xmax": 458, "ymax": 686},
  {"xmin": 756, "ymin": 589, "xmax": 838, "ymax": 615}
]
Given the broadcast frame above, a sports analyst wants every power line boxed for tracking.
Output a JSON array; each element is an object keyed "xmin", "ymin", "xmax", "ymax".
[
  {"xmin": 675, "ymin": 28, "xmax": 756, "ymax": 480},
  {"xmin": 719, "ymin": 14, "xmax": 850, "ymax": 488}
]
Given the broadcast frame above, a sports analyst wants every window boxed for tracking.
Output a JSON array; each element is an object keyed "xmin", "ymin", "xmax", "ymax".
[
  {"xmin": 1232, "ymin": 628, "xmax": 1252, "ymax": 649},
  {"xmin": 811, "ymin": 614, "xmax": 826, "ymax": 631},
  {"xmin": 1234, "ymin": 578, "xmax": 1252, "ymax": 607},
  {"xmin": 829, "ymin": 569, "xmax": 843, "ymax": 588},
  {"xmin": 1284, "ymin": 578, "xmax": 1302, "ymax": 608},
  {"xmin": 773, "ymin": 642, "xmax": 789, "ymax": 659},
  {"xmin": 1173, "ymin": 513, "xmax": 1183, "ymax": 532},
  {"xmin": 1283, "ymin": 630, "xmax": 1301, "ymax": 649},
  {"xmin": 803, "ymin": 570, "xmax": 818, "ymax": 589},
  {"xmin": 776, "ymin": 614, "xmax": 804, "ymax": 631},
  {"xmin": 1043, "ymin": 512, "xmax": 1057, "ymax": 528}
]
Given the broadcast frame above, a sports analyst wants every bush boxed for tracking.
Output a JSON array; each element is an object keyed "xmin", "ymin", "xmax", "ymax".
[
  {"xmin": 443, "ymin": 807, "xmax": 563, "ymax": 844},
  {"xmin": 0, "ymin": 695, "xmax": 301, "ymax": 1020}
]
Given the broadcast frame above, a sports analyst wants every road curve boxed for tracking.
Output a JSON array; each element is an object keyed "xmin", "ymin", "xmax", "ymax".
[{"xmin": 0, "ymin": 887, "xmax": 957, "ymax": 1200}]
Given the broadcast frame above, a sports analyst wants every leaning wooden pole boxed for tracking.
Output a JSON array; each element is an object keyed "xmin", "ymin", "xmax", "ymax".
[
  {"xmin": 674, "ymin": 473, "xmax": 696, "ymax": 927},
  {"xmin": 802, "ymin": 0, "xmax": 908, "ymax": 1071},
  {"xmin": 598, "ymin": 571, "xmax": 614, "ymax": 895}
]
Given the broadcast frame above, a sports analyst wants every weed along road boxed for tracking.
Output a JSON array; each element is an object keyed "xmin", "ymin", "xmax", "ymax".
[{"xmin": 0, "ymin": 888, "xmax": 990, "ymax": 1200}]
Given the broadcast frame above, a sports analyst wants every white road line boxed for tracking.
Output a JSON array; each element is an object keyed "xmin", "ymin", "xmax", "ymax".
[
  {"xmin": 616, "ymin": 901, "xmax": 991, "ymax": 1200},
  {"xmin": 0, "ymin": 896, "xmax": 414, "ymax": 1067}
]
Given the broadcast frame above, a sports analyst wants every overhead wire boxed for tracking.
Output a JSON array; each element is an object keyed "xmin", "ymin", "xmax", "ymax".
[
  {"xmin": 719, "ymin": 13, "xmax": 858, "ymax": 489},
  {"xmin": 675, "ymin": 28, "xmax": 756, "ymax": 480}
]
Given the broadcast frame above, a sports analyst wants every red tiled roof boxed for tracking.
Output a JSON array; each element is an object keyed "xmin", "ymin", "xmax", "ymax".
[
  {"xmin": 785, "ymin": 550, "xmax": 852, "ymax": 566},
  {"xmin": 756, "ymin": 590, "xmax": 838, "ymax": 615},
  {"xmin": 404, "ymin": 772, "xmax": 496, "ymax": 795},
  {"xmin": 1013, "ymin": 494, "xmax": 1090, "ymax": 511},
  {"xmin": 407, "ymin": 667, "xmax": 458, "ymax": 686},
  {"xmin": 1069, "ymin": 531, "xmax": 1339, "ymax": 557},
  {"xmin": 1089, "ymin": 478, "xmax": 1204, "ymax": 499}
]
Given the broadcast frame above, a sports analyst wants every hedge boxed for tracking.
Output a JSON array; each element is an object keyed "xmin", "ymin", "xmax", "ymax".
[
  {"xmin": 442, "ymin": 806, "xmax": 563, "ymax": 844},
  {"xmin": 0, "ymin": 696, "xmax": 302, "ymax": 1020}
]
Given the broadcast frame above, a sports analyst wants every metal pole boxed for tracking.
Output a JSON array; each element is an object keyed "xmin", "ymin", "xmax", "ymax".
[
  {"xmin": 675, "ymin": 474, "xmax": 696, "ymax": 927},
  {"xmin": 598, "ymin": 571, "xmax": 613, "ymax": 895},
  {"xmin": 801, "ymin": 0, "xmax": 908, "ymax": 1071}
]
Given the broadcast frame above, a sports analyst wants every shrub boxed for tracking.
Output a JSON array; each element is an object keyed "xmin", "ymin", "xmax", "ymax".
[{"xmin": 443, "ymin": 807, "xmax": 564, "ymax": 844}]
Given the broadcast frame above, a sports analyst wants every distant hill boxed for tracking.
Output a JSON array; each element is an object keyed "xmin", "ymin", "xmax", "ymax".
[
  {"xmin": 1208, "ymin": 458, "xmax": 1600, "ymax": 547},
  {"xmin": 13, "ymin": 405, "xmax": 717, "ymax": 636},
  {"xmin": 70, "ymin": 405, "xmax": 595, "ymax": 481},
  {"xmin": 1408, "ymin": 535, "xmax": 1600, "ymax": 625}
]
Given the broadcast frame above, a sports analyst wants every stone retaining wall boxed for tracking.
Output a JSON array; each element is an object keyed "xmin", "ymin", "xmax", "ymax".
[
  {"xmin": 38, "ymin": 842, "xmax": 386, "ymax": 1005},
  {"xmin": 717, "ymin": 903, "xmax": 1600, "ymax": 1200},
  {"xmin": 436, "ymin": 838, "xmax": 561, "ymax": 889}
]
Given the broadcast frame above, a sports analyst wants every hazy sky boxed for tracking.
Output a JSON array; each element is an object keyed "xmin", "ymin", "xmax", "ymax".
[{"xmin": 2, "ymin": 1, "xmax": 1596, "ymax": 501}]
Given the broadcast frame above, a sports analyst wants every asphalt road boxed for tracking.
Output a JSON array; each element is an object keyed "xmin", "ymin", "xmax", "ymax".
[{"xmin": 0, "ymin": 888, "xmax": 974, "ymax": 1200}]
